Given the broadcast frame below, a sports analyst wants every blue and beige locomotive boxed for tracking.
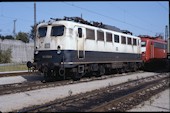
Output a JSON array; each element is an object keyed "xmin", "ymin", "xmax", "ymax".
[{"xmin": 28, "ymin": 17, "xmax": 142, "ymax": 81}]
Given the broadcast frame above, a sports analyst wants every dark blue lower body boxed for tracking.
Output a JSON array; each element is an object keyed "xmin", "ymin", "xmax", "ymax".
[{"xmin": 34, "ymin": 50, "xmax": 141, "ymax": 70}]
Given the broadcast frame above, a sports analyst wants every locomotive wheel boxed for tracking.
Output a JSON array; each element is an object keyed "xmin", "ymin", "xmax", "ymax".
[
  {"xmin": 95, "ymin": 65, "xmax": 105, "ymax": 77},
  {"xmin": 118, "ymin": 68, "xmax": 125, "ymax": 74},
  {"xmin": 44, "ymin": 70, "xmax": 52, "ymax": 82},
  {"xmin": 72, "ymin": 66, "xmax": 86, "ymax": 81},
  {"xmin": 53, "ymin": 69, "xmax": 62, "ymax": 80},
  {"xmin": 105, "ymin": 68, "xmax": 112, "ymax": 75},
  {"xmin": 43, "ymin": 67, "xmax": 56, "ymax": 82},
  {"xmin": 43, "ymin": 66, "xmax": 50, "ymax": 82},
  {"xmin": 100, "ymin": 65, "xmax": 105, "ymax": 75},
  {"xmin": 72, "ymin": 73, "xmax": 83, "ymax": 81},
  {"xmin": 124, "ymin": 66, "xmax": 129, "ymax": 73},
  {"xmin": 132, "ymin": 64, "xmax": 138, "ymax": 72}
]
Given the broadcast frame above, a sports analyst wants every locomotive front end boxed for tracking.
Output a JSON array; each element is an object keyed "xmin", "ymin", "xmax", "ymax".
[{"xmin": 33, "ymin": 21, "xmax": 71, "ymax": 80}]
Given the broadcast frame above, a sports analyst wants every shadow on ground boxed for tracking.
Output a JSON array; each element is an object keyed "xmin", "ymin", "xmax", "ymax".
[{"xmin": 21, "ymin": 72, "xmax": 44, "ymax": 82}]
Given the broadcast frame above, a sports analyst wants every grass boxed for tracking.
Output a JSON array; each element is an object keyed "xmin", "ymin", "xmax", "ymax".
[{"xmin": 0, "ymin": 64, "xmax": 28, "ymax": 72}]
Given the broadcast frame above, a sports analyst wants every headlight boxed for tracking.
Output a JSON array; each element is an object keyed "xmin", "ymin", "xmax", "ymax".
[
  {"xmin": 35, "ymin": 50, "xmax": 39, "ymax": 54},
  {"xmin": 57, "ymin": 45, "xmax": 61, "ymax": 54}
]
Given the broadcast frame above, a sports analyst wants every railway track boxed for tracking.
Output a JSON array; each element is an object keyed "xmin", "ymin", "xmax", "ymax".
[
  {"xmin": 0, "ymin": 71, "xmax": 144, "ymax": 96},
  {"xmin": 0, "ymin": 71, "xmax": 35, "ymax": 77},
  {"xmin": 89, "ymin": 77, "xmax": 169, "ymax": 112},
  {"xmin": 16, "ymin": 73, "xmax": 169, "ymax": 112}
]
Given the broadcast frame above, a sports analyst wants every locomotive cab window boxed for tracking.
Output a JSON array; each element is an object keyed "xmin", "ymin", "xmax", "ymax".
[
  {"xmin": 97, "ymin": 30, "xmax": 104, "ymax": 41},
  {"xmin": 38, "ymin": 27, "xmax": 47, "ymax": 38},
  {"xmin": 51, "ymin": 25, "xmax": 65, "ymax": 36},
  {"xmin": 114, "ymin": 34, "xmax": 119, "ymax": 43},
  {"xmin": 141, "ymin": 41, "xmax": 146, "ymax": 47}
]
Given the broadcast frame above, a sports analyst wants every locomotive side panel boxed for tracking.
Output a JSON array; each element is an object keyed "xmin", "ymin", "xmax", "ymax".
[{"xmin": 153, "ymin": 42, "xmax": 167, "ymax": 59}]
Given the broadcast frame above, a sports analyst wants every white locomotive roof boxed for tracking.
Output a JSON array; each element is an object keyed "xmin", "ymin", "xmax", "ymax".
[{"xmin": 37, "ymin": 19, "xmax": 140, "ymax": 40}]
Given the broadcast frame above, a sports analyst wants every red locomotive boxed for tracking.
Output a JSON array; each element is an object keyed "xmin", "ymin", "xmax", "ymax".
[
  {"xmin": 139, "ymin": 35, "xmax": 167, "ymax": 62},
  {"xmin": 139, "ymin": 35, "xmax": 168, "ymax": 71}
]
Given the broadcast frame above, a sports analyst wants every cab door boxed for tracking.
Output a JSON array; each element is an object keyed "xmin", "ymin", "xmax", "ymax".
[{"xmin": 76, "ymin": 26, "xmax": 85, "ymax": 59}]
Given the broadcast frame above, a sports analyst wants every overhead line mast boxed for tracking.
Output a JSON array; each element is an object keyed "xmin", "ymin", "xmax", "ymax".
[
  {"xmin": 13, "ymin": 19, "xmax": 17, "ymax": 38},
  {"xmin": 34, "ymin": 2, "xmax": 36, "ymax": 52}
]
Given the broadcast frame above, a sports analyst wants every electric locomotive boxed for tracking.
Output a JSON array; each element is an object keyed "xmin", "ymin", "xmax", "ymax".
[
  {"xmin": 28, "ymin": 17, "xmax": 143, "ymax": 81},
  {"xmin": 140, "ymin": 35, "xmax": 168, "ymax": 71}
]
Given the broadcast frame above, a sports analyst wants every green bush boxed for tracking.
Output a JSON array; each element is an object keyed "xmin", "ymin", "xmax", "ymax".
[
  {"xmin": 0, "ymin": 48, "xmax": 12, "ymax": 63},
  {"xmin": 16, "ymin": 32, "xmax": 29, "ymax": 43}
]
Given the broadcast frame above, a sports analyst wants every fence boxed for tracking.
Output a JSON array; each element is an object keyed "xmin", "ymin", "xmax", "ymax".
[
  {"xmin": 0, "ymin": 39, "xmax": 34, "ymax": 72},
  {"xmin": 0, "ymin": 39, "xmax": 34, "ymax": 63}
]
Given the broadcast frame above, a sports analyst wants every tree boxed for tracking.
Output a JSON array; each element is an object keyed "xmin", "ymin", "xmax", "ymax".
[
  {"xmin": 29, "ymin": 22, "xmax": 41, "ymax": 40},
  {"xmin": 0, "ymin": 35, "xmax": 14, "ymax": 40},
  {"xmin": 5, "ymin": 35, "xmax": 14, "ymax": 40},
  {"xmin": 29, "ymin": 25, "xmax": 35, "ymax": 40},
  {"xmin": 16, "ymin": 32, "xmax": 29, "ymax": 43},
  {"xmin": 0, "ymin": 35, "xmax": 5, "ymax": 40}
]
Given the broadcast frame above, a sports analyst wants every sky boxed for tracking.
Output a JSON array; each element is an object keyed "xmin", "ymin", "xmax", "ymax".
[{"xmin": 0, "ymin": 1, "xmax": 169, "ymax": 37}]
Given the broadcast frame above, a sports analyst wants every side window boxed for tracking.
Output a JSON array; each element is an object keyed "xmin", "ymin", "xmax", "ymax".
[
  {"xmin": 97, "ymin": 30, "xmax": 104, "ymax": 41},
  {"xmin": 127, "ymin": 37, "xmax": 132, "ymax": 45},
  {"xmin": 86, "ymin": 28, "xmax": 95, "ymax": 40},
  {"xmin": 106, "ymin": 32, "xmax": 112, "ymax": 42},
  {"xmin": 133, "ymin": 38, "xmax": 137, "ymax": 45},
  {"xmin": 121, "ymin": 36, "xmax": 126, "ymax": 44},
  {"xmin": 154, "ymin": 42, "xmax": 166, "ymax": 49},
  {"xmin": 114, "ymin": 34, "xmax": 119, "ymax": 43}
]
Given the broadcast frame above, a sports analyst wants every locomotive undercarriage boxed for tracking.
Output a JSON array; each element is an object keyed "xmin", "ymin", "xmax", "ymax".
[{"xmin": 31, "ymin": 62, "xmax": 143, "ymax": 82}]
